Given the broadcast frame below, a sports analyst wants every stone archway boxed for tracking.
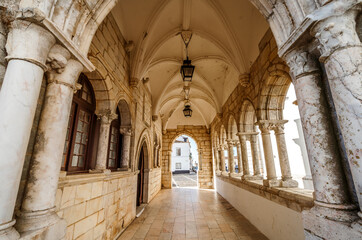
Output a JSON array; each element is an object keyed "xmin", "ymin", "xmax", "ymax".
[{"xmin": 161, "ymin": 126, "xmax": 213, "ymax": 189}]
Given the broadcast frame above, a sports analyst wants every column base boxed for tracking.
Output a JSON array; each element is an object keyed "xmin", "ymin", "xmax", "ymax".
[
  {"xmin": 215, "ymin": 170, "xmax": 222, "ymax": 176},
  {"xmin": 230, "ymin": 173, "xmax": 241, "ymax": 179},
  {"xmin": 281, "ymin": 178, "xmax": 298, "ymax": 188},
  {"xmin": 221, "ymin": 171, "xmax": 229, "ymax": 177},
  {"xmin": 0, "ymin": 220, "xmax": 20, "ymax": 240},
  {"xmin": 15, "ymin": 209, "xmax": 66, "ymax": 238},
  {"xmin": 263, "ymin": 179, "xmax": 281, "ymax": 187},
  {"xmin": 303, "ymin": 205, "xmax": 360, "ymax": 239}
]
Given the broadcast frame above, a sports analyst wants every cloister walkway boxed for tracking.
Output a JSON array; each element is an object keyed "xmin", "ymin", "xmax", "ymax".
[{"xmin": 118, "ymin": 188, "xmax": 268, "ymax": 240}]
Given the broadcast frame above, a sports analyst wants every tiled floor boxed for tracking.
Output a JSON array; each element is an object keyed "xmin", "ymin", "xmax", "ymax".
[
  {"xmin": 172, "ymin": 173, "xmax": 198, "ymax": 188},
  {"xmin": 118, "ymin": 188, "xmax": 268, "ymax": 240}
]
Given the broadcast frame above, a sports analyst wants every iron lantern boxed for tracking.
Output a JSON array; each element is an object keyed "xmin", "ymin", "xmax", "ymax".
[
  {"xmin": 180, "ymin": 58, "xmax": 195, "ymax": 82},
  {"xmin": 183, "ymin": 103, "xmax": 192, "ymax": 117}
]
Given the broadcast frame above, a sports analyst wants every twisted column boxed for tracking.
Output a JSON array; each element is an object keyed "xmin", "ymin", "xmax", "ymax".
[
  {"xmin": 272, "ymin": 121, "xmax": 298, "ymax": 188},
  {"xmin": 95, "ymin": 112, "xmax": 118, "ymax": 171},
  {"xmin": 16, "ymin": 45, "xmax": 84, "ymax": 235},
  {"xmin": 0, "ymin": 20, "xmax": 55, "ymax": 239}
]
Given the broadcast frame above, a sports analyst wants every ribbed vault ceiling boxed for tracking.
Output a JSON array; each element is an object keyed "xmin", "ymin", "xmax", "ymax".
[{"xmin": 111, "ymin": 0, "xmax": 268, "ymax": 130}]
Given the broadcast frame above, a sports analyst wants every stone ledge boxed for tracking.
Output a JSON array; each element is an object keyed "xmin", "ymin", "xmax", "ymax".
[
  {"xmin": 217, "ymin": 175, "xmax": 314, "ymax": 212},
  {"xmin": 58, "ymin": 171, "xmax": 137, "ymax": 187}
]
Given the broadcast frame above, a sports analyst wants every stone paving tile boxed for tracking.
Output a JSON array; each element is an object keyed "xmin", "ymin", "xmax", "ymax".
[{"xmin": 118, "ymin": 188, "xmax": 268, "ymax": 240}]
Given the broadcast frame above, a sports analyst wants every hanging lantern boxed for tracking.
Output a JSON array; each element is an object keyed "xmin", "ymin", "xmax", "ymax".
[
  {"xmin": 183, "ymin": 103, "xmax": 192, "ymax": 117},
  {"xmin": 180, "ymin": 58, "xmax": 195, "ymax": 82}
]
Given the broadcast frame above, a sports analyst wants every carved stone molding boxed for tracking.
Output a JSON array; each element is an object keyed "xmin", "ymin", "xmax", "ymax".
[
  {"xmin": 284, "ymin": 48, "xmax": 320, "ymax": 78},
  {"xmin": 239, "ymin": 73, "xmax": 251, "ymax": 88},
  {"xmin": 120, "ymin": 126, "xmax": 132, "ymax": 136},
  {"xmin": 311, "ymin": 10, "xmax": 361, "ymax": 61},
  {"xmin": 97, "ymin": 112, "xmax": 118, "ymax": 125}
]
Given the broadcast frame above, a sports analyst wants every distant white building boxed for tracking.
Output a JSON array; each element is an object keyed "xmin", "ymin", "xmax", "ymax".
[{"xmin": 172, "ymin": 136, "xmax": 192, "ymax": 173}]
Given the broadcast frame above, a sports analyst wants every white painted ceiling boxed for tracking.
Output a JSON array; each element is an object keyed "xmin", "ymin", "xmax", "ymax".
[{"xmin": 111, "ymin": 0, "xmax": 268, "ymax": 130}]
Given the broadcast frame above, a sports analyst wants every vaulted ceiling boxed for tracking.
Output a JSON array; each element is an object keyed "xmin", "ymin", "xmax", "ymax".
[{"xmin": 111, "ymin": 0, "xmax": 268, "ymax": 130}]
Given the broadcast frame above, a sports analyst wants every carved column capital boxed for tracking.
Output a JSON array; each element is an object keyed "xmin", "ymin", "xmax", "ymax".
[
  {"xmin": 284, "ymin": 48, "xmax": 320, "ymax": 78},
  {"xmin": 271, "ymin": 120, "xmax": 288, "ymax": 134},
  {"xmin": 97, "ymin": 112, "xmax": 118, "ymax": 125},
  {"xmin": 256, "ymin": 121, "xmax": 272, "ymax": 134},
  {"xmin": 311, "ymin": 10, "xmax": 361, "ymax": 62},
  {"xmin": 120, "ymin": 126, "xmax": 132, "ymax": 136}
]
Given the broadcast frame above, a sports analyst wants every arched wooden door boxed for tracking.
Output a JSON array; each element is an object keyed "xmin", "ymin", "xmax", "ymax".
[{"xmin": 137, "ymin": 145, "xmax": 145, "ymax": 206}]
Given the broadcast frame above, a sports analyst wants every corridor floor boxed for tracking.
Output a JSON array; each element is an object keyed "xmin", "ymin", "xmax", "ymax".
[{"xmin": 118, "ymin": 188, "xmax": 268, "ymax": 240}]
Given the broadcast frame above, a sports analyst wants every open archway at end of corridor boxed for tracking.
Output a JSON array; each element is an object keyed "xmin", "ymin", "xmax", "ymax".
[
  {"xmin": 161, "ymin": 126, "xmax": 214, "ymax": 190},
  {"xmin": 170, "ymin": 135, "xmax": 199, "ymax": 188}
]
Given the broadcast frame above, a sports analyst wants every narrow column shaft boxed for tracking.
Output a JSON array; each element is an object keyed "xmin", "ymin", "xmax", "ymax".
[
  {"xmin": 312, "ymin": 12, "xmax": 362, "ymax": 213},
  {"xmin": 273, "ymin": 122, "xmax": 298, "ymax": 187},
  {"xmin": 257, "ymin": 122, "xmax": 279, "ymax": 187},
  {"xmin": 120, "ymin": 127, "xmax": 132, "ymax": 169},
  {"xmin": 95, "ymin": 113, "xmax": 118, "ymax": 170},
  {"xmin": 0, "ymin": 20, "xmax": 55, "ymax": 238},
  {"xmin": 17, "ymin": 55, "xmax": 83, "ymax": 232},
  {"xmin": 250, "ymin": 134, "xmax": 261, "ymax": 176},
  {"xmin": 273, "ymin": 122, "xmax": 291, "ymax": 179},
  {"xmin": 226, "ymin": 141, "xmax": 235, "ymax": 173},
  {"xmin": 219, "ymin": 147, "xmax": 226, "ymax": 172},
  {"xmin": 237, "ymin": 133, "xmax": 250, "ymax": 177},
  {"xmin": 236, "ymin": 142, "xmax": 243, "ymax": 174},
  {"xmin": 285, "ymin": 48, "xmax": 354, "ymax": 219},
  {"xmin": 214, "ymin": 146, "xmax": 220, "ymax": 172}
]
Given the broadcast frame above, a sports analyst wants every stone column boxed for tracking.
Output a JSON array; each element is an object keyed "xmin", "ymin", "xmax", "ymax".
[
  {"xmin": 256, "ymin": 122, "xmax": 280, "ymax": 187},
  {"xmin": 235, "ymin": 141, "xmax": 243, "ymax": 176},
  {"xmin": 273, "ymin": 121, "xmax": 298, "ymax": 188},
  {"xmin": 0, "ymin": 20, "xmax": 55, "ymax": 239},
  {"xmin": 285, "ymin": 47, "xmax": 356, "ymax": 225},
  {"xmin": 157, "ymin": 147, "xmax": 161, "ymax": 167},
  {"xmin": 312, "ymin": 11, "xmax": 362, "ymax": 219},
  {"xmin": 226, "ymin": 140, "xmax": 235, "ymax": 175},
  {"xmin": 120, "ymin": 126, "xmax": 132, "ymax": 169},
  {"xmin": 95, "ymin": 112, "xmax": 118, "ymax": 171},
  {"xmin": 237, "ymin": 133, "xmax": 252, "ymax": 180},
  {"xmin": 16, "ymin": 45, "xmax": 83, "ymax": 235},
  {"xmin": 219, "ymin": 146, "xmax": 227, "ymax": 175},
  {"xmin": 214, "ymin": 145, "xmax": 221, "ymax": 174},
  {"xmin": 250, "ymin": 133, "xmax": 262, "ymax": 178}
]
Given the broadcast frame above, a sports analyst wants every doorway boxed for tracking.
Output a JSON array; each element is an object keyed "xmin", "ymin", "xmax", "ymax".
[{"xmin": 137, "ymin": 143, "xmax": 146, "ymax": 206}]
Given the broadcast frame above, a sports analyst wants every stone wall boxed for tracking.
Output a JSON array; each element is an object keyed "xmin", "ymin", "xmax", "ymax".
[
  {"xmin": 161, "ymin": 125, "xmax": 213, "ymax": 189},
  {"xmin": 55, "ymin": 172, "xmax": 137, "ymax": 240}
]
